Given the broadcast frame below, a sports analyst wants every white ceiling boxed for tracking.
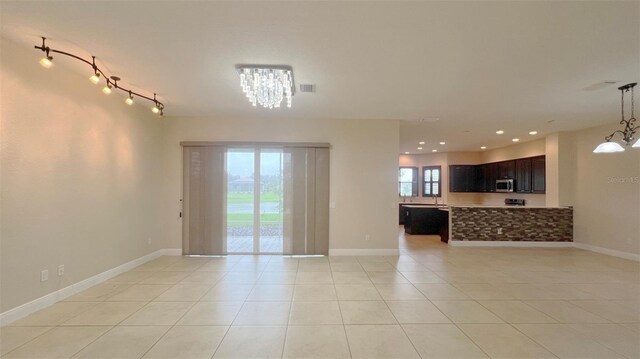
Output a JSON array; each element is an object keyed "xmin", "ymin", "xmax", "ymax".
[{"xmin": 2, "ymin": 1, "xmax": 639, "ymax": 152}]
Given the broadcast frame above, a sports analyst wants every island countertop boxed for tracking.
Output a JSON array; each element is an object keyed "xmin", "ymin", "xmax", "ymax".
[
  {"xmin": 449, "ymin": 206, "xmax": 573, "ymax": 242},
  {"xmin": 448, "ymin": 205, "xmax": 571, "ymax": 209}
]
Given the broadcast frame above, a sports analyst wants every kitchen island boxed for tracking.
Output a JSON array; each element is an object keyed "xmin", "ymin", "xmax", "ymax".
[
  {"xmin": 448, "ymin": 205, "xmax": 573, "ymax": 244},
  {"xmin": 398, "ymin": 202, "xmax": 440, "ymax": 224},
  {"xmin": 402, "ymin": 205, "xmax": 449, "ymax": 239}
]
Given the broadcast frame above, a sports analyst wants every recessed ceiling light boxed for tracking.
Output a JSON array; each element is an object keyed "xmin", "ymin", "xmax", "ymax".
[
  {"xmin": 404, "ymin": 152, "xmax": 410, "ymax": 155},
  {"xmin": 496, "ymin": 130, "xmax": 504, "ymax": 135},
  {"xmin": 417, "ymin": 147, "xmax": 423, "ymax": 150},
  {"xmin": 432, "ymin": 149, "xmax": 438, "ymax": 153},
  {"xmin": 480, "ymin": 146, "xmax": 487, "ymax": 150},
  {"xmin": 529, "ymin": 131, "xmax": 538, "ymax": 135},
  {"xmin": 439, "ymin": 142, "xmax": 446, "ymax": 145},
  {"xmin": 512, "ymin": 138, "xmax": 520, "ymax": 142},
  {"xmin": 419, "ymin": 141, "xmax": 425, "ymax": 145}
]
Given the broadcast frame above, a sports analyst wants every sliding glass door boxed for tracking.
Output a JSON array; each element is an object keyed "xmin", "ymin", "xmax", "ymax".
[
  {"xmin": 226, "ymin": 148, "xmax": 283, "ymax": 254},
  {"xmin": 182, "ymin": 142, "xmax": 329, "ymax": 256},
  {"xmin": 259, "ymin": 149, "xmax": 284, "ymax": 253}
]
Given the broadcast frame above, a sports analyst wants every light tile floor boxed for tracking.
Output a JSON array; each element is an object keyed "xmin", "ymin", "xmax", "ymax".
[{"xmin": 2, "ymin": 229, "xmax": 639, "ymax": 358}]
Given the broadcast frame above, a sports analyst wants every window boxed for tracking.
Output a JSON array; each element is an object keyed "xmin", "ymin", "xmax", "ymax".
[
  {"xmin": 423, "ymin": 166, "xmax": 441, "ymax": 197},
  {"xmin": 398, "ymin": 167, "xmax": 418, "ymax": 197}
]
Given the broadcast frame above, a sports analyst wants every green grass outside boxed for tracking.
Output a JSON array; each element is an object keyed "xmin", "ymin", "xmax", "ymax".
[
  {"xmin": 227, "ymin": 192, "xmax": 281, "ymax": 204},
  {"xmin": 227, "ymin": 213, "xmax": 283, "ymax": 227}
]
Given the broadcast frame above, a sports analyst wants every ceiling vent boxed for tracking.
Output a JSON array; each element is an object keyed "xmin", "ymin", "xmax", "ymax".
[{"xmin": 299, "ymin": 84, "xmax": 315, "ymax": 93}]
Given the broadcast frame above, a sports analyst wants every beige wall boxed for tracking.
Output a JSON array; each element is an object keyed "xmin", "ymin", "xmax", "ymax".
[
  {"xmin": 161, "ymin": 117, "xmax": 400, "ymax": 253},
  {"xmin": 480, "ymin": 139, "xmax": 545, "ymax": 163},
  {"xmin": 573, "ymin": 123, "xmax": 640, "ymax": 254},
  {"xmin": 545, "ymin": 133, "xmax": 576, "ymax": 207},
  {"xmin": 1, "ymin": 38, "xmax": 165, "ymax": 312}
]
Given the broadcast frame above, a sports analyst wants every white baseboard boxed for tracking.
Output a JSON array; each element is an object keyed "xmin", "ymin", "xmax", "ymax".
[
  {"xmin": 573, "ymin": 242, "xmax": 640, "ymax": 262},
  {"xmin": 162, "ymin": 248, "xmax": 183, "ymax": 256},
  {"xmin": 448, "ymin": 241, "xmax": 574, "ymax": 248},
  {"xmin": 0, "ymin": 248, "xmax": 180, "ymax": 327},
  {"xmin": 328, "ymin": 249, "xmax": 400, "ymax": 256}
]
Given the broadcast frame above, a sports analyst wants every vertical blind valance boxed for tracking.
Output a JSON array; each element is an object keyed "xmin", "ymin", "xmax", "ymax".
[{"xmin": 182, "ymin": 143, "xmax": 330, "ymax": 256}]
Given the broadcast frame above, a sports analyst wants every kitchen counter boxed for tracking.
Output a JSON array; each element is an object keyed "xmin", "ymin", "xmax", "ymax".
[
  {"xmin": 449, "ymin": 205, "xmax": 570, "ymax": 209},
  {"xmin": 449, "ymin": 206, "xmax": 573, "ymax": 242}
]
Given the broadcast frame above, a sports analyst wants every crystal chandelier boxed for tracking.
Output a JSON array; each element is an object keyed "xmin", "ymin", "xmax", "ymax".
[
  {"xmin": 594, "ymin": 82, "xmax": 639, "ymax": 153},
  {"xmin": 236, "ymin": 65, "xmax": 294, "ymax": 109}
]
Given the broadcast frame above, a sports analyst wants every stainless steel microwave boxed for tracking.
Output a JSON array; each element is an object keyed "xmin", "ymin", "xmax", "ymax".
[{"xmin": 496, "ymin": 179, "xmax": 514, "ymax": 192}]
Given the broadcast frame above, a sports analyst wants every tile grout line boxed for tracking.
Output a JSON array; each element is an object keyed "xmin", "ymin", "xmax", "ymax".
[
  {"xmin": 330, "ymin": 260, "xmax": 354, "ymax": 359},
  {"xmin": 65, "ymin": 259, "xmax": 181, "ymax": 358}
]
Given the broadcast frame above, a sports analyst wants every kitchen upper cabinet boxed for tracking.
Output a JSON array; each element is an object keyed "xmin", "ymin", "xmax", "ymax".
[
  {"xmin": 486, "ymin": 163, "xmax": 498, "ymax": 192},
  {"xmin": 532, "ymin": 156, "xmax": 546, "ymax": 193},
  {"xmin": 448, "ymin": 156, "xmax": 545, "ymax": 193},
  {"xmin": 475, "ymin": 164, "xmax": 496, "ymax": 192},
  {"xmin": 449, "ymin": 165, "xmax": 476, "ymax": 192},
  {"xmin": 515, "ymin": 158, "xmax": 532, "ymax": 193},
  {"xmin": 497, "ymin": 160, "xmax": 515, "ymax": 179},
  {"xmin": 474, "ymin": 165, "xmax": 486, "ymax": 192}
]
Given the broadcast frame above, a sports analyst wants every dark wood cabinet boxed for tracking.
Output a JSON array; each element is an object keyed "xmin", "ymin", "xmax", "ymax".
[
  {"xmin": 532, "ymin": 156, "xmax": 546, "ymax": 193},
  {"xmin": 497, "ymin": 160, "xmax": 515, "ymax": 179},
  {"xmin": 449, "ymin": 165, "xmax": 476, "ymax": 192},
  {"xmin": 515, "ymin": 158, "xmax": 532, "ymax": 193},
  {"xmin": 486, "ymin": 163, "xmax": 498, "ymax": 192},
  {"xmin": 474, "ymin": 165, "xmax": 486, "ymax": 192},
  {"xmin": 403, "ymin": 206, "xmax": 449, "ymax": 235},
  {"xmin": 448, "ymin": 156, "xmax": 545, "ymax": 193}
]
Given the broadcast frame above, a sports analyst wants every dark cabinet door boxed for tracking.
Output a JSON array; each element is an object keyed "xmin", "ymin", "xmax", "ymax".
[
  {"xmin": 515, "ymin": 158, "xmax": 532, "ymax": 192},
  {"xmin": 474, "ymin": 165, "xmax": 486, "ymax": 192},
  {"xmin": 449, "ymin": 165, "xmax": 475, "ymax": 192},
  {"xmin": 486, "ymin": 163, "xmax": 498, "ymax": 192},
  {"xmin": 532, "ymin": 156, "xmax": 546, "ymax": 193},
  {"xmin": 497, "ymin": 160, "xmax": 516, "ymax": 179}
]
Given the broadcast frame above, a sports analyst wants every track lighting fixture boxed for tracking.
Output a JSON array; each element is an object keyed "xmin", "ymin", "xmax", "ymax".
[
  {"xmin": 125, "ymin": 91, "xmax": 134, "ymax": 105},
  {"xmin": 102, "ymin": 81, "xmax": 112, "ymax": 95},
  {"xmin": 39, "ymin": 56, "xmax": 53, "ymax": 68},
  {"xmin": 151, "ymin": 93, "xmax": 164, "ymax": 116},
  {"xmin": 34, "ymin": 37, "xmax": 165, "ymax": 116},
  {"xmin": 89, "ymin": 73, "xmax": 100, "ymax": 84},
  {"xmin": 89, "ymin": 56, "xmax": 100, "ymax": 84}
]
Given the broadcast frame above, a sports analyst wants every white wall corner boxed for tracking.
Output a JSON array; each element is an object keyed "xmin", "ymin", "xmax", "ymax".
[{"xmin": 0, "ymin": 248, "xmax": 177, "ymax": 327}]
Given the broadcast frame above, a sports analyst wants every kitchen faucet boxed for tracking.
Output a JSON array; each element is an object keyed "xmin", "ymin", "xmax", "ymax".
[{"xmin": 433, "ymin": 194, "xmax": 438, "ymax": 207}]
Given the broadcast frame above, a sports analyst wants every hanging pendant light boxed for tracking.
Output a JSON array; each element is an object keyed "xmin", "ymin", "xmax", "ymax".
[{"xmin": 593, "ymin": 83, "xmax": 638, "ymax": 153}]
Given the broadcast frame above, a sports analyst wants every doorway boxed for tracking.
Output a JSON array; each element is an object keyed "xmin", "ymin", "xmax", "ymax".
[{"xmin": 226, "ymin": 148, "xmax": 284, "ymax": 254}]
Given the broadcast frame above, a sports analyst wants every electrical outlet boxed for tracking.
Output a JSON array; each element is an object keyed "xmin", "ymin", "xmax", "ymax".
[
  {"xmin": 365, "ymin": 234, "xmax": 371, "ymax": 241},
  {"xmin": 58, "ymin": 265, "xmax": 65, "ymax": 276},
  {"xmin": 41, "ymin": 270, "xmax": 49, "ymax": 282},
  {"xmin": 147, "ymin": 237, "xmax": 152, "ymax": 245},
  {"xmin": 330, "ymin": 202, "xmax": 336, "ymax": 209},
  {"xmin": 497, "ymin": 228, "xmax": 503, "ymax": 234}
]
